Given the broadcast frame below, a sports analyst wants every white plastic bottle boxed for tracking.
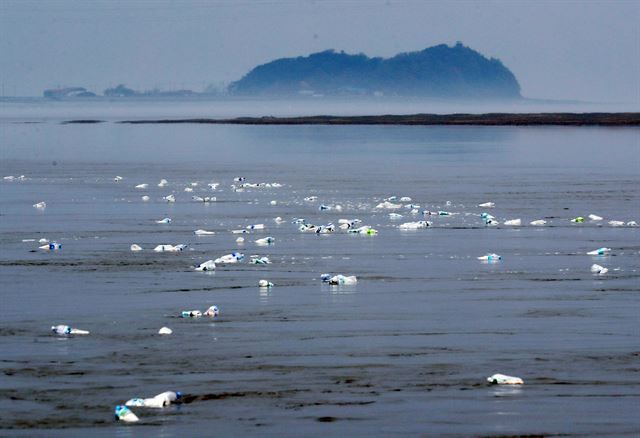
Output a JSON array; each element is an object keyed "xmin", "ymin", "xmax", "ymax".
[{"xmin": 154, "ymin": 391, "xmax": 182, "ymax": 406}]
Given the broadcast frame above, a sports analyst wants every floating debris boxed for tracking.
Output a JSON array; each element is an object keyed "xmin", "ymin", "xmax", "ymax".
[
  {"xmin": 590, "ymin": 264, "xmax": 609, "ymax": 275},
  {"xmin": 487, "ymin": 373, "xmax": 524, "ymax": 385},
  {"xmin": 51, "ymin": 325, "xmax": 89, "ymax": 335},
  {"xmin": 194, "ymin": 229, "xmax": 215, "ymax": 236},
  {"xmin": 114, "ymin": 405, "xmax": 139, "ymax": 423},
  {"xmin": 195, "ymin": 260, "xmax": 216, "ymax": 271},
  {"xmin": 504, "ymin": 218, "xmax": 521, "ymax": 226},
  {"xmin": 587, "ymin": 247, "xmax": 611, "ymax": 256}
]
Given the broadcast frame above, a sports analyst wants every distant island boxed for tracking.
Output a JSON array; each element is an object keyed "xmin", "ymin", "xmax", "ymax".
[
  {"xmin": 42, "ymin": 84, "xmax": 201, "ymax": 99},
  {"xmin": 42, "ymin": 43, "xmax": 522, "ymax": 100},
  {"xmin": 229, "ymin": 43, "xmax": 521, "ymax": 99}
]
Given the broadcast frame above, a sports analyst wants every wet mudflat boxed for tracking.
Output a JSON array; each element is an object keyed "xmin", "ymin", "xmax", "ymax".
[{"xmin": 0, "ymin": 121, "xmax": 639, "ymax": 436}]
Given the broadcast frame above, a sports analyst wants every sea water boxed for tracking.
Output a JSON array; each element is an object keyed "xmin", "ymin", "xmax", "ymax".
[{"xmin": 0, "ymin": 111, "xmax": 639, "ymax": 435}]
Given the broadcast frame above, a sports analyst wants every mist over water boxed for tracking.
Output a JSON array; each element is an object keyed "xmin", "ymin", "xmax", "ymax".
[{"xmin": 1, "ymin": 110, "xmax": 639, "ymax": 435}]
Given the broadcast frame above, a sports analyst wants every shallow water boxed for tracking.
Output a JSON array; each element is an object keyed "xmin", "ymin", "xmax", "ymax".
[{"xmin": 0, "ymin": 117, "xmax": 639, "ymax": 436}]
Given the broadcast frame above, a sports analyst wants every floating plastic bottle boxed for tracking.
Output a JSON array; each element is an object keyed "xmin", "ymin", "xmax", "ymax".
[
  {"xmin": 530, "ymin": 219, "xmax": 547, "ymax": 226},
  {"xmin": 328, "ymin": 275, "xmax": 357, "ymax": 285},
  {"xmin": 375, "ymin": 201, "xmax": 402, "ymax": 209},
  {"xmin": 135, "ymin": 183, "xmax": 148, "ymax": 189},
  {"xmin": 438, "ymin": 211, "xmax": 451, "ymax": 216},
  {"xmin": 184, "ymin": 187, "xmax": 193, "ymax": 192},
  {"xmin": 194, "ymin": 229, "xmax": 215, "ymax": 236},
  {"xmin": 487, "ymin": 373, "xmax": 524, "ymax": 385},
  {"xmin": 195, "ymin": 260, "xmax": 216, "ymax": 271},
  {"xmin": 155, "ymin": 391, "xmax": 181, "ymax": 405},
  {"xmin": 125, "ymin": 391, "xmax": 182, "ymax": 409},
  {"xmin": 153, "ymin": 244, "xmax": 186, "ymax": 252},
  {"xmin": 320, "ymin": 273, "xmax": 332, "ymax": 283},
  {"xmin": 304, "ymin": 196, "xmax": 318, "ymax": 202},
  {"xmin": 389, "ymin": 213, "xmax": 403, "ymax": 220},
  {"xmin": 115, "ymin": 405, "xmax": 139, "ymax": 422},
  {"xmin": 214, "ymin": 252, "xmax": 244, "ymax": 264},
  {"xmin": 40, "ymin": 242, "xmax": 62, "ymax": 250},
  {"xmin": 251, "ymin": 256, "xmax": 271, "ymax": 264},
  {"xmin": 33, "ymin": 201, "xmax": 46, "ymax": 209},
  {"xmin": 258, "ymin": 279, "xmax": 274, "ymax": 288},
  {"xmin": 124, "ymin": 397, "xmax": 162, "ymax": 408},
  {"xmin": 590, "ymin": 264, "xmax": 608, "ymax": 275},
  {"xmin": 608, "ymin": 220, "xmax": 624, "ymax": 227},
  {"xmin": 51, "ymin": 325, "xmax": 89, "ymax": 335},
  {"xmin": 141, "ymin": 195, "xmax": 150, "ymax": 202},
  {"xmin": 192, "ymin": 195, "xmax": 215, "ymax": 202},
  {"xmin": 155, "ymin": 218, "xmax": 172, "ymax": 224},
  {"xmin": 158, "ymin": 179, "xmax": 168, "ymax": 187},
  {"xmin": 571, "ymin": 216, "xmax": 585, "ymax": 223},
  {"xmin": 587, "ymin": 247, "xmax": 611, "ymax": 256},
  {"xmin": 504, "ymin": 218, "xmax": 521, "ymax": 226},
  {"xmin": 477, "ymin": 253, "xmax": 502, "ymax": 262},
  {"xmin": 236, "ymin": 237, "xmax": 245, "ymax": 243},
  {"xmin": 255, "ymin": 236, "xmax": 275, "ymax": 245},
  {"xmin": 627, "ymin": 221, "xmax": 638, "ymax": 227},
  {"xmin": 399, "ymin": 196, "xmax": 412, "ymax": 202},
  {"xmin": 319, "ymin": 204, "xmax": 331, "ymax": 211},
  {"xmin": 274, "ymin": 217, "xmax": 285, "ymax": 224},
  {"xmin": 130, "ymin": 244, "xmax": 143, "ymax": 252},
  {"xmin": 203, "ymin": 305, "xmax": 219, "ymax": 317},
  {"xmin": 114, "ymin": 176, "xmax": 123, "ymax": 182},
  {"xmin": 313, "ymin": 223, "xmax": 333, "ymax": 234},
  {"xmin": 349, "ymin": 226, "xmax": 378, "ymax": 235},
  {"xmin": 246, "ymin": 224, "xmax": 265, "ymax": 230},
  {"xmin": 163, "ymin": 194, "xmax": 175, "ymax": 203},
  {"xmin": 158, "ymin": 327, "xmax": 172, "ymax": 335},
  {"xmin": 484, "ymin": 218, "xmax": 499, "ymax": 226},
  {"xmin": 478, "ymin": 202, "xmax": 495, "ymax": 208},
  {"xmin": 399, "ymin": 221, "xmax": 431, "ymax": 230},
  {"xmin": 588, "ymin": 214, "xmax": 603, "ymax": 221},
  {"xmin": 181, "ymin": 310, "xmax": 202, "ymax": 318}
]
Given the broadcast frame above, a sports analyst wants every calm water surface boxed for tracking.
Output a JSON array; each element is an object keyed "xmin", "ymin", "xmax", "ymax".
[{"xmin": 0, "ymin": 117, "xmax": 639, "ymax": 436}]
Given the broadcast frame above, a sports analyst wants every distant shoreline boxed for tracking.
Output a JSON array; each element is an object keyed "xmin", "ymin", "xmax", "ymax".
[{"xmin": 62, "ymin": 113, "xmax": 640, "ymax": 126}]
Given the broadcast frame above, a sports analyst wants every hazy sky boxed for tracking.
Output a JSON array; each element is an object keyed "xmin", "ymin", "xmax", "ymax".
[{"xmin": 1, "ymin": 0, "xmax": 638, "ymax": 102}]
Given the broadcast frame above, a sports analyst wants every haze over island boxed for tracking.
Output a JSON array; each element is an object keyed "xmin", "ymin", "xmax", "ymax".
[{"xmin": 1, "ymin": 0, "xmax": 638, "ymax": 104}]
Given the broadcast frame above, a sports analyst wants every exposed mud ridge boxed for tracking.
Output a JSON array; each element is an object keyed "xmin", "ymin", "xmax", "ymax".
[{"xmin": 105, "ymin": 112, "xmax": 640, "ymax": 126}]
